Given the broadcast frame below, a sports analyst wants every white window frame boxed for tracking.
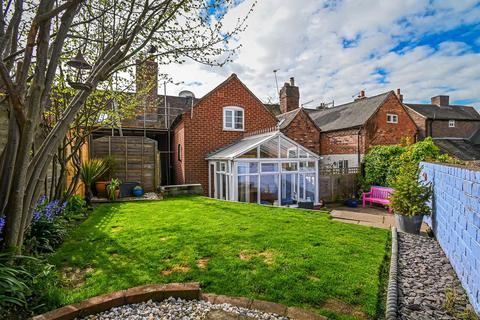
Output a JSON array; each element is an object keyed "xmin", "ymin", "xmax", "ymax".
[
  {"xmin": 223, "ymin": 106, "xmax": 244, "ymax": 131},
  {"xmin": 387, "ymin": 113, "xmax": 398, "ymax": 124},
  {"xmin": 449, "ymin": 120, "xmax": 455, "ymax": 128}
]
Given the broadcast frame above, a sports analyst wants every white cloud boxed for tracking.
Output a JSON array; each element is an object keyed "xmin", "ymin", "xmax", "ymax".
[{"xmin": 163, "ymin": 0, "xmax": 480, "ymax": 107}]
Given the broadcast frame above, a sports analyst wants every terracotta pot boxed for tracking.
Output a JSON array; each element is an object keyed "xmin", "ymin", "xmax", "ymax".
[{"xmin": 95, "ymin": 181, "xmax": 108, "ymax": 197}]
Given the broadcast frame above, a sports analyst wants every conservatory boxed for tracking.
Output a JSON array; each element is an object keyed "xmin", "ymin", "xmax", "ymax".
[{"xmin": 206, "ymin": 131, "xmax": 319, "ymax": 206}]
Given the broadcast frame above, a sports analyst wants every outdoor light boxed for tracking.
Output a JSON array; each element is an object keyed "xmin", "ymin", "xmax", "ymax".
[{"xmin": 66, "ymin": 50, "xmax": 92, "ymax": 90}]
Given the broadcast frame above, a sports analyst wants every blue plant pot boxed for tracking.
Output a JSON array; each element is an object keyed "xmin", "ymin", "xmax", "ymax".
[
  {"xmin": 132, "ymin": 188, "xmax": 144, "ymax": 197},
  {"xmin": 345, "ymin": 199, "xmax": 358, "ymax": 208}
]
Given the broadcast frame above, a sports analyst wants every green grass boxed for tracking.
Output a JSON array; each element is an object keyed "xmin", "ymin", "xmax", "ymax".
[{"xmin": 45, "ymin": 196, "xmax": 390, "ymax": 319}]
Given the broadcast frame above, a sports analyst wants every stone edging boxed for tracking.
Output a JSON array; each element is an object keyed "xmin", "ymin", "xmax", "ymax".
[
  {"xmin": 385, "ymin": 227, "xmax": 399, "ymax": 320},
  {"xmin": 31, "ymin": 282, "xmax": 327, "ymax": 320}
]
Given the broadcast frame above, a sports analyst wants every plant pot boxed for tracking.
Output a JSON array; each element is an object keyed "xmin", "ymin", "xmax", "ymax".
[
  {"xmin": 95, "ymin": 181, "xmax": 108, "ymax": 197},
  {"xmin": 108, "ymin": 189, "xmax": 121, "ymax": 201},
  {"xmin": 395, "ymin": 214, "xmax": 424, "ymax": 234},
  {"xmin": 132, "ymin": 188, "xmax": 144, "ymax": 197},
  {"xmin": 344, "ymin": 199, "xmax": 358, "ymax": 208}
]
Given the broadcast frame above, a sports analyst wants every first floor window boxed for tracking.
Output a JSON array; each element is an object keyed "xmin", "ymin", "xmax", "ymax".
[
  {"xmin": 449, "ymin": 120, "xmax": 455, "ymax": 127},
  {"xmin": 224, "ymin": 107, "xmax": 244, "ymax": 131},
  {"xmin": 387, "ymin": 113, "xmax": 398, "ymax": 123},
  {"xmin": 177, "ymin": 144, "xmax": 182, "ymax": 161}
]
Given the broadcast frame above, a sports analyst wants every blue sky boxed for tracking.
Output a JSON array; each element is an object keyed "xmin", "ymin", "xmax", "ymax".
[{"xmin": 163, "ymin": 0, "xmax": 480, "ymax": 107}]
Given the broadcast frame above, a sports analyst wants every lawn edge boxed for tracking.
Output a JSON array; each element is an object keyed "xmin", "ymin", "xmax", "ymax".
[
  {"xmin": 385, "ymin": 227, "xmax": 399, "ymax": 320},
  {"xmin": 31, "ymin": 283, "xmax": 327, "ymax": 320}
]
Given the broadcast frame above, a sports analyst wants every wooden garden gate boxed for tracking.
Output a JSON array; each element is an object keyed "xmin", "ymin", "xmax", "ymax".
[{"xmin": 92, "ymin": 136, "xmax": 160, "ymax": 191}]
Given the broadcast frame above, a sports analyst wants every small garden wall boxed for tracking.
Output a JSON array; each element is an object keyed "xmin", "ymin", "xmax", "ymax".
[{"xmin": 421, "ymin": 162, "xmax": 480, "ymax": 314}]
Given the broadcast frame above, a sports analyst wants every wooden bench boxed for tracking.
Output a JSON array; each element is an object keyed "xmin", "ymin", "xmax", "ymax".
[{"xmin": 362, "ymin": 186, "xmax": 394, "ymax": 213}]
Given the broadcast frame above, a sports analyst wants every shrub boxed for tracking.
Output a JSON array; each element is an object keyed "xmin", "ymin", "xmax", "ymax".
[
  {"xmin": 389, "ymin": 163, "xmax": 432, "ymax": 216},
  {"xmin": 0, "ymin": 253, "xmax": 33, "ymax": 312},
  {"xmin": 98, "ymin": 156, "xmax": 117, "ymax": 181},
  {"xmin": 64, "ymin": 195, "xmax": 87, "ymax": 220},
  {"xmin": 24, "ymin": 196, "xmax": 68, "ymax": 254},
  {"xmin": 361, "ymin": 138, "xmax": 453, "ymax": 189},
  {"xmin": 107, "ymin": 178, "xmax": 121, "ymax": 200}
]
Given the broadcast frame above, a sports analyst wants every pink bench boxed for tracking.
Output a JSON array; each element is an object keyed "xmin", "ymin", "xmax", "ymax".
[{"xmin": 362, "ymin": 186, "xmax": 394, "ymax": 213}]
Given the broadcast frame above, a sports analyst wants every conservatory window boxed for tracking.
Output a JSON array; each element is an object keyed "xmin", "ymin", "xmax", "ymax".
[
  {"xmin": 299, "ymin": 148, "xmax": 311, "ymax": 158},
  {"xmin": 237, "ymin": 162, "xmax": 258, "ymax": 174},
  {"xmin": 280, "ymin": 138, "xmax": 297, "ymax": 158},
  {"xmin": 224, "ymin": 107, "xmax": 244, "ymax": 131},
  {"xmin": 260, "ymin": 137, "xmax": 279, "ymax": 158},
  {"xmin": 282, "ymin": 162, "xmax": 298, "ymax": 171},
  {"xmin": 300, "ymin": 161, "xmax": 316, "ymax": 171},
  {"xmin": 239, "ymin": 147, "xmax": 258, "ymax": 158},
  {"xmin": 261, "ymin": 163, "xmax": 279, "ymax": 173}
]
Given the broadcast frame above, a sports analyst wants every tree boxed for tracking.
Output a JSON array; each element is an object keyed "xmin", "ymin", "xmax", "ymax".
[{"xmin": 0, "ymin": 0, "xmax": 254, "ymax": 251}]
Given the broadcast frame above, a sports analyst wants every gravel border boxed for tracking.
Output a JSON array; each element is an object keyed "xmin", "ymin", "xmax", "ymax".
[{"xmin": 385, "ymin": 227, "xmax": 398, "ymax": 320}]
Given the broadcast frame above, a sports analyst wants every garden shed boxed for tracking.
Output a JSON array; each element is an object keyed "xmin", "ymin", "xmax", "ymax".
[{"xmin": 206, "ymin": 131, "xmax": 319, "ymax": 206}]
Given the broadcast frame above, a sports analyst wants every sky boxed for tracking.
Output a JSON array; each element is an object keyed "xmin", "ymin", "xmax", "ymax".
[{"xmin": 161, "ymin": 0, "xmax": 480, "ymax": 108}]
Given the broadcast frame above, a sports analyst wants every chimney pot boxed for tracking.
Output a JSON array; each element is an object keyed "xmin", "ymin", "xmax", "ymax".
[
  {"xmin": 360, "ymin": 90, "xmax": 365, "ymax": 97},
  {"xmin": 290, "ymin": 77, "xmax": 295, "ymax": 86},
  {"xmin": 431, "ymin": 95, "xmax": 449, "ymax": 106},
  {"xmin": 396, "ymin": 88, "xmax": 403, "ymax": 102}
]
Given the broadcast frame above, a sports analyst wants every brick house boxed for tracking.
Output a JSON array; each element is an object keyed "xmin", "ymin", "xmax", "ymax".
[
  {"xmin": 172, "ymin": 74, "xmax": 278, "ymax": 190},
  {"xmin": 272, "ymin": 89, "xmax": 418, "ymax": 169},
  {"xmin": 404, "ymin": 96, "xmax": 480, "ymax": 161}
]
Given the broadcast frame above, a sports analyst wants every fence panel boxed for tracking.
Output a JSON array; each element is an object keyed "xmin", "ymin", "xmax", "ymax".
[
  {"xmin": 92, "ymin": 136, "xmax": 160, "ymax": 191},
  {"xmin": 319, "ymin": 169, "xmax": 358, "ymax": 202}
]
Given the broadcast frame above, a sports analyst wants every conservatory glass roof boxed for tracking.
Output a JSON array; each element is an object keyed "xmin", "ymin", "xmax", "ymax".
[{"xmin": 206, "ymin": 130, "xmax": 319, "ymax": 160}]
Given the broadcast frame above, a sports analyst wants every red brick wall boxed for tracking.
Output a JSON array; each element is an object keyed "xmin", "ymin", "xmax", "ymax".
[
  {"xmin": 282, "ymin": 110, "xmax": 320, "ymax": 154},
  {"xmin": 172, "ymin": 121, "xmax": 185, "ymax": 184},
  {"xmin": 406, "ymin": 108, "xmax": 427, "ymax": 139},
  {"xmin": 429, "ymin": 120, "xmax": 479, "ymax": 138},
  {"xmin": 365, "ymin": 93, "xmax": 417, "ymax": 146},
  {"xmin": 179, "ymin": 75, "xmax": 278, "ymax": 195},
  {"xmin": 320, "ymin": 128, "xmax": 366, "ymax": 155}
]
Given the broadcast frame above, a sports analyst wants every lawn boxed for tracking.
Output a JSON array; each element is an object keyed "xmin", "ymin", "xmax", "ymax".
[{"xmin": 45, "ymin": 196, "xmax": 390, "ymax": 320}]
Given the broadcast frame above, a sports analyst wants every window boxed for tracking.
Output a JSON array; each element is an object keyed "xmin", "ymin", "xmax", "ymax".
[
  {"xmin": 449, "ymin": 120, "xmax": 455, "ymax": 128},
  {"xmin": 177, "ymin": 144, "xmax": 182, "ymax": 161},
  {"xmin": 387, "ymin": 113, "xmax": 398, "ymax": 123},
  {"xmin": 223, "ymin": 107, "xmax": 244, "ymax": 131}
]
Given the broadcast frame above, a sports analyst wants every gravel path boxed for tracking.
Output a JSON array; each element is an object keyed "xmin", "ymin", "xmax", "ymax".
[
  {"xmin": 397, "ymin": 232, "xmax": 476, "ymax": 320},
  {"xmin": 78, "ymin": 297, "xmax": 289, "ymax": 320}
]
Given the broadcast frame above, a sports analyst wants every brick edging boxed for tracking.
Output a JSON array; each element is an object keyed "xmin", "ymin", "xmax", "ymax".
[
  {"xmin": 32, "ymin": 283, "xmax": 201, "ymax": 320},
  {"xmin": 31, "ymin": 283, "xmax": 327, "ymax": 320},
  {"xmin": 385, "ymin": 227, "xmax": 399, "ymax": 320},
  {"xmin": 201, "ymin": 293, "xmax": 327, "ymax": 320}
]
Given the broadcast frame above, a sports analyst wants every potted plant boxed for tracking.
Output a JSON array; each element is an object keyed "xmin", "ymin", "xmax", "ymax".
[
  {"xmin": 80, "ymin": 159, "xmax": 107, "ymax": 205},
  {"xmin": 95, "ymin": 156, "xmax": 117, "ymax": 197},
  {"xmin": 390, "ymin": 163, "xmax": 432, "ymax": 234},
  {"xmin": 107, "ymin": 178, "xmax": 121, "ymax": 200},
  {"xmin": 132, "ymin": 185, "xmax": 144, "ymax": 197}
]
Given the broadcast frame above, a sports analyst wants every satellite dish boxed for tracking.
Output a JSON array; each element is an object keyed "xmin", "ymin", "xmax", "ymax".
[{"xmin": 178, "ymin": 90, "xmax": 195, "ymax": 98}]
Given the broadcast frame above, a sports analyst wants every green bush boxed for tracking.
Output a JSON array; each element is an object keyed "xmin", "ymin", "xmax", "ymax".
[
  {"xmin": 361, "ymin": 138, "xmax": 453, "ymax": 189},
  {"xmin": 390, "ymin": 163, "xmax": 432, "ymax": 216}
]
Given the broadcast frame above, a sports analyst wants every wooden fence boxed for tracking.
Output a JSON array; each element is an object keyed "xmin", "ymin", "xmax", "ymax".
[
  {"xmin": 319, "ymin": 167, "xmax": 359, "ymax": 202},
  {"xmin": 92, "ymin": 136, "xmax": 160, "ymax": 191}
]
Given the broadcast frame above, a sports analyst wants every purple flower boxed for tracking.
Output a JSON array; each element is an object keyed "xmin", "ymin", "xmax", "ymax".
[{"xmin": 0, "ymin": 216, "xmax": 5, "ymax": 241}]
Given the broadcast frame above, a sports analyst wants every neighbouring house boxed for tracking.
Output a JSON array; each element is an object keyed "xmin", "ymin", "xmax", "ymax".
[
  {"xmin": 304, "ymin": 89, "xmax": 418, "ymax": 168},
  {"xmin": 404, "ymin": 96, "xmax": 480, "ymax": 161}
]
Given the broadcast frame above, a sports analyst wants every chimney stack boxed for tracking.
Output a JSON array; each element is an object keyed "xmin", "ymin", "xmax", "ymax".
[
  {"xmin": 396, "ymin": 88, "xmax": 403, "ymax": 102},
  {"xmin": 431, "ymin": 95, "xmax": 449, "ymax": 106},
  {"xmin": 354, "ymin": 90, "xmax": 366, "ymax": 101},
  {"xmin": 136, "ymin": 59, "xmax": 158, "ymax": 108},
  {"xmin": 280, "ymin": 77, "xmax": 299, "ymax": 113}
]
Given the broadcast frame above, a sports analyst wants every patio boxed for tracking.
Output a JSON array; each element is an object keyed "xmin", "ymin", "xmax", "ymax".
[{"xmin": 328, "ymin": 203, "xmax": 429, "ymax": 231}]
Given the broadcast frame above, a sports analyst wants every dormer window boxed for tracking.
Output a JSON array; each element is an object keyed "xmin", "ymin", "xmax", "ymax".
[
  {"xmin": 223, "ymin": 106, "xmax": 244, "ymax": 131},
  {"xmin": 387, "ymin": 113, "xmax": 398, "ymax": 124},
  {"xmin": 449, "ymin": 120, "xmax": 455, "ymax": 128}
]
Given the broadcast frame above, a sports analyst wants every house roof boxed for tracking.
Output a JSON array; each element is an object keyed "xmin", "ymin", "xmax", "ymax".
[
  {"xmin": 434, "ymin": 138, "xmax": 480, "ymax": 161},
  {"xmin": 265, "ymin": 103, "xmax": 281, "ymax": 116},
  {"xmin": 277, "ymin": 108, "xmax": 302, "ymax": 129},
  {"xmin": 405, "ymin": 103, "xmax": 480, "ymax": 120},
  {"xmin": 205, "ymin": 130, "xmax": 320, "ymax": 160},
  {"xmin": 305, "ymin": 91, "xmax": 392, "ymax": 132}
]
